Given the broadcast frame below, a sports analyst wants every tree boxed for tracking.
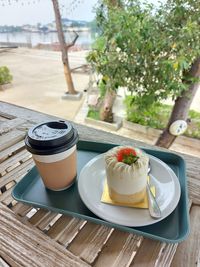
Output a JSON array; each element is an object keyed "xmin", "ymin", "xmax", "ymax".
[
  {"xmin": 87, "ymin": 0, "xmax": 123, "ymax": 122},
  {"xmin": 88, "ymin": 0, "xmax": 200, "ymax": 147},
  {"xmin": 156, "ymin": 57, "xmax": 200, "ymax": 147},
  {"xmin": 155, "ymin": 0, "xmax": 200, "ymax": 147},
  {"xmin": 52, "ymin": 0, "xmax": 78, "ymax": 95}
]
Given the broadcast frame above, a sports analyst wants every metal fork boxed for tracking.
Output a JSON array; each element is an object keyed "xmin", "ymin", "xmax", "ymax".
[{"xmin": 147, "ymin": 165, "xmax": 162, "ymax": 219}]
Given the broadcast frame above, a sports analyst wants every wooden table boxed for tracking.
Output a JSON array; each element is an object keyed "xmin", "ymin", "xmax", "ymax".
[{"xmin": 0, "ymin": 101, "xmax": 199, "ymax": 267}]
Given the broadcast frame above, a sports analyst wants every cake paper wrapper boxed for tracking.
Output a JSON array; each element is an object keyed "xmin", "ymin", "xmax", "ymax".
[{"xmin": 101, "ymin": 178, "xmax": 155, "ymax": 209}]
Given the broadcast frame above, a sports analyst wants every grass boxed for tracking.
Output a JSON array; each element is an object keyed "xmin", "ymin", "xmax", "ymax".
[
  {"xmin": 125, "ymin": 96, "xmax": 200, "ymax": 139},
  {"xmin": 87, "ymin": 108, "xmax": 100, "ymax": 120},
  {"xmin": 87, "ymin": 96, "xmax": 200, "ymax": 139}
]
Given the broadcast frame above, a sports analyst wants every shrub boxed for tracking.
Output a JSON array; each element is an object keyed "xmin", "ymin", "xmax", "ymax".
[
  {"xmin": 125, "ymin": 96, "xmax": 200, "ymax": 139},
  {"xmin": 87, "ymin": 108, "xmax": 100, "ymax": 120},
  {"xmin": 0, "ymin": 66, "xmax": 12, "ymax": 85}
]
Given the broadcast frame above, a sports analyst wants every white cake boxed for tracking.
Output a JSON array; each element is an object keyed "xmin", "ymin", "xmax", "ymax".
[{"xmin": 105, "ymin": 146, "xmax": 149, "ymax": 204}]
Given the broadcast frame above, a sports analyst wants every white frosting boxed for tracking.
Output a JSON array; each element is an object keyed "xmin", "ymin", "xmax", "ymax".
[{"xmin": 105, "ymin": 146, "xmax": 149, "ymax": 195}]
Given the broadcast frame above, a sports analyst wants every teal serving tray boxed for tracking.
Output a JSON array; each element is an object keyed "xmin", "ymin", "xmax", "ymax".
[{"xmin": 12, "ymin": 140, "xmax": 190, "ymax": 243}]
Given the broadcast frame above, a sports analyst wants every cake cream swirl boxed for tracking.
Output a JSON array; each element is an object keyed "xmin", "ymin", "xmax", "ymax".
[{"xmin": 105, "ymin": 146, "xmax": 149, "ymax": 196}]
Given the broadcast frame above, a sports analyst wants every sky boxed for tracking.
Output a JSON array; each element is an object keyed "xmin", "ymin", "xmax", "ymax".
[
  {"xmin": 0, "ymin": 0, "xmax": 98, "ymax": 26},
  {"xmin": 0, "ymin": 0, "xmax": 161, "ymax": 26}
]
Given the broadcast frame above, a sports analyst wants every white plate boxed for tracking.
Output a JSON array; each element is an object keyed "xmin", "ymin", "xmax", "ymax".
[{"xmin": 78, "ymin": 153, "xmax": 181, "ymax": 227}]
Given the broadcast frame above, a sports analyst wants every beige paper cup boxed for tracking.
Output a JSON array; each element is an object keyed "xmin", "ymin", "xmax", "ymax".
[
  {"xmin": 25, "ymin": 120, "xmax": 79, "ymax": 191},
  {"xmin": 32, "ymin": 145, "xmax": 77, "ymax": 191}
]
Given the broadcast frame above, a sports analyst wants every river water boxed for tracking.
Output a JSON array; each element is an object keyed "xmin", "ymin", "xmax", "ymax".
[{"xmin": 0, "ymin": 31, "xmax": 94, "ymax": 48}]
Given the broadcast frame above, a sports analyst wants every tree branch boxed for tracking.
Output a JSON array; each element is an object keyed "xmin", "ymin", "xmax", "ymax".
[{"xmin": 66, "ymin": 31, "xmax": 79, "ymax": 49}]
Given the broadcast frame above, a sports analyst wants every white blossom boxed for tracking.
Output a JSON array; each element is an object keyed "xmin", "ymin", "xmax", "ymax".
[{"xmin": 116, "ymin": 47, "xmax": 121, "ymax": 53}]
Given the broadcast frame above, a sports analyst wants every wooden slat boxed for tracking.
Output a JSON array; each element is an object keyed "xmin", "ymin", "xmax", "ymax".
[
  {"xmin": 28, "ymin": 209, "xmax": 52, "ymax": 225},
  {"xmin": 46, "ymin": 213, "xmax": 62, "ymax": 227},
  {"xmin": 0, "ymin": 257, "xmax": 10, "ymax": 267},
  {"xmin": 57, "ymin": 217, "xmax": 86, "ymax": 247},
  {"xmin": 78, "ymin": 224, "xmax": 113, "ymax": 264},
  {"xmin": 186, "ymin": 156, "xmax": 200, "ymax": 179},
  {"xmin": 109, "ymin": 234, "xmax": 141, "ymax": 267},
  {"xmin": 5, "ymin": 181, "xmax": 15, "ymax": 191},
  {"xmin": 0, "ymin": 140, "xmax": 25, "ymax": 163},
  {"xmin": 188, "ymin": 178, "xmax": 200, "ymax": 205},
  {"xmin": 0, "ymin": 203, "xmax": 90, "ymax": 267},
  {"xmin": 0, "ymin": 187, "xmax": 18, "ymax": 204},
  {"xmin": 0, "ymin": 118, "xmax": 26, "ymax": 135},
  {"xmin": 155, "ymin": 243, "xmax": 178, "ymax": 267},
  {"xmin": 47, "ymin": 214, "xmax": 75, "ymax": 240},
  {"xmin": 2, "ymin": 182, "xmax": 16, "ymax": 206},
  {"xmin": 2, "ymin": 158, "xmax": 30, "ymax": 176},
  {"xmin": 0, "ymin": 111, "xmax": 15, "ymax": 120},
  {"xmin": 2, "ymin": 198, "xmax": 13, "ymax": 208},
  {"xmin": 0, "ymin": 187, "xmax": 15, "ymax": 202},
  {"xmin": 0, "ymin": 150, "xmax": 30, "ymax": 176},
  {"xmin": 11, "ymin": 199, "xmax": 18, "ymax": 207},
  {"xmin": 24, "ymin": 207, "xmax": 38, "ymax": 219},
  {"xmin": 93, "ymin": 230, "xmax": 134, "ymax": 267},
  {"xmin": 37, "ymin": 213, "xmax": 60, "ymax": 231},
  {"xmin": 0, "ymin": 102, "xmax": 57, "ymax": 124},
  {"xmin": 0, "ymin": 159, "xmax": 33, "ymax": 189},
  {"xmin": 2, "ymin": 194, "xmax": 17, "ymax": 207},
  {"xmin": 1, "ymin": 170, "xmax": 33, "ymax": 205},
  {"xmin": 28, "ymin": 209, "xmax": 58, "ymax": 231},
  {"xmin": 69, "ymin": 222, "xmax": 113, "ymax": 264},
  {"xmin": 131, "ymin": 199, "xmax": 192, "ymax": 267},
  {"xmin": 20, "ymin": 154, "xmax": 32, "ymax": 163},
  {"xmin": 0, "ymin": 130, "xmax": 25, "ymax": 152},
  {"xmin": 0, "ymin": 116, "xmax": 9, "ymax": 122},
  {"xmin": 131, "ymin": 200, "xmax": 193, "ymax": 267},
  {"xmin": 171, "ymin": 205, "xmax": 200, "ymax": 267},
  {"xmin": 12, "ymin": 203, "xmax": 33, "ymax": 217},
  {"xmin": 16, "ymin": 122, "xmax": 36, "ymax": 132},
  {"xmin": 130, "ymin": 239, "xmax": 163, "ymax": 267}
]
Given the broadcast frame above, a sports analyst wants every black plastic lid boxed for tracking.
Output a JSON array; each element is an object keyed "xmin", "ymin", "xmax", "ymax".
[{"xmin": 25, "ymin": 120, "xmax": 79, "ymax": 155}]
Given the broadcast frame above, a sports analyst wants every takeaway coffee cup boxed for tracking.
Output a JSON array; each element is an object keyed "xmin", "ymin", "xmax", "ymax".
[{"xmin": 25, "ymin": 120, "xmax": 79, "ymax": 191}]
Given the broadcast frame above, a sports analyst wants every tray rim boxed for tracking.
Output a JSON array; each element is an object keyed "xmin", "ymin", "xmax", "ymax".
[{"xmin": 12, "ymin": 140, "xmax": 190, "ymax": 243}]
